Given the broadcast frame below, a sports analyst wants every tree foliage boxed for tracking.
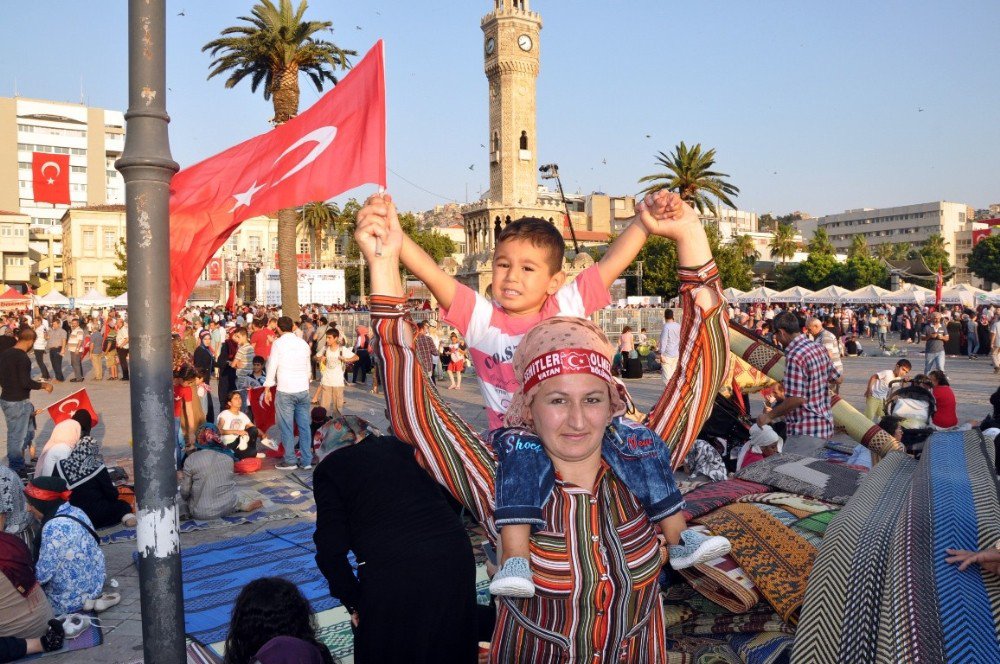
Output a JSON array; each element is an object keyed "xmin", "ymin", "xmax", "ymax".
[
  {"xmin": 768, "ymin": 223, "xmax": 798, "ymax": 264},
  {"xmin": 916, "ymin": 233, "xmax": 951, "ymax": 272},
  {"xmin": 843, "ymin": 254, "xmax": 889, "ymax": 289},
  {"xmin": 637, "ymin": 142, "xmax": 740, "ymax": 216},
  {"xmin": 104, "ymin": 238, "xmax": 128, "ymax": 297},
  {"xmin": 968, "ymin": 234, "xmax": 1000, "ymax": 286},
  {"xmin": 806, "ymin": 227, "xmax": 835, "ymax": 256},
  {"xmin": 399, "ymin": 213, "xmax": 457, "ymax": 264},
  {"xmin": 706, "ymin": 226, "xmax": 754, "ymax": 292},
  {"xmin": 848, "ymin": 234, "xmax": 870, "ymax": 259}
]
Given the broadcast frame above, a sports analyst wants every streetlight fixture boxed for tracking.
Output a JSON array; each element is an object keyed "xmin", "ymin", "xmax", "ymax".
[{"xmin": 539, "ymin": 163, "xmax": 581, "ymax": 256}]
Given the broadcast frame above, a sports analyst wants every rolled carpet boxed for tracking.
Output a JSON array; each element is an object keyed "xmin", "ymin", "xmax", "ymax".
[
  {"xmin": 792, "ymin": 429, "xmax": 1000, "ymax": 663},
  {"xmin": 679, "ymin": 526, "xmax": 760, "ymax": 614}
]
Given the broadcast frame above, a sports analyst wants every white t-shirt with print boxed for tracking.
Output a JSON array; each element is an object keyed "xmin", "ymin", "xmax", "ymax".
[
  {"xmin": 319, "ymin": 346, "xmax": 356, "ymax": 388},
  {"xmin": 217, "ymin": 409, "xmax": 252, "ymax": 446}
]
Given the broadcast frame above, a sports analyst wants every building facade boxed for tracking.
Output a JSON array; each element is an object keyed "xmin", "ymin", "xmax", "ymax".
[
  {"xmin": 61, "ymin": 206, "xmax": 127, "ymax": 297},
  {"xmin": 0, "ymin": 97, "xmax": 125, "ymax": 232},
  {"xmin": 0, "ymin": 211, "xmax": 30, "ymax": 289},
  {"xmin": 27, "ymin": 229, "xmax": 62, "ymax": 295}
]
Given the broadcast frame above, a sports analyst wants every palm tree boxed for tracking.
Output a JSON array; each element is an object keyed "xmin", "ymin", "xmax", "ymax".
[
  {"xmin": 806, "ymin": 227, "xmax": 835, "ymax": 255},
  {"xmin": 637, "ymin": 142, "xmax": 740, "ymax": 216},
  {"xmin": 299, "ymin": 201, "xmax": 340, "ymax": 266},
  {"xmin": 848, "ymin": 234, "xmax": 870, "ymax": 258},
  {"xmin": 203, "ymin": 0, "xmax": 355, "ymax": 316},
  {"xmin": 918, "ymin": 233, "xmax": 951, "ymax": 270},
  {"xmin": 768, "ymin": 223, "xmax": 798, "ymax": 265},
  {"xmin": 733, "ymin": 234, "xmax": 759, "ymax": 265}
]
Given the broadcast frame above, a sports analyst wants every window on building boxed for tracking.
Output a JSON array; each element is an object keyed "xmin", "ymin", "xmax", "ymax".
[
  {"xmin": 271, "ymin": 237, "xmax": 278, "ymax": 253},
  {"xmin": 83, "ymin": 280, "xmax": 96, "ymax": 291},
  {"xmin": 299, "ymin": 239, "xmax": 310, "ymax": 254},
  {"xmin": 248, "ymin": 234, "xmax": 262, "ymax": 252},
  {"xmin": 104, "ymin": 230, "xmax": 117, "ymax": 251},
  {"xmin": 83, "ymin": 229, "xmax": 96, "ymax": 251},
  {"xmin": 519, "ymin": 131, "xmax": 528, "ymax": 150},
  {"xmin": 4, "ymin": 256, "xmax": 25, "ymax": 266},
  {"xmin": 225, "ymin": 234, "xmax": 239, "ymax": 253}
]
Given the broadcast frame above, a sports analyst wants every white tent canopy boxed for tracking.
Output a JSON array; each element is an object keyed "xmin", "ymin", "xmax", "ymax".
[
  {"xmin": 939, "ymin": 283, "xmax": 988, "ymax": 307},
  {"xmin": 722, "ymin": 287, "xmax": 745, "ymax": 302},
  {"xmin": 986, "ymin": 288, "xmax": 1000, "ymax": 305},
  {"xmin": 111, "ymin": 292, "xmax": 128, "ymax": 306},
  {"xmin": 841, "ymin": 285, "xmax": 892, "ymax": 304},
  {"xmin": 881, "ymin": 283, "xmax": 935, "ymax": 305},
  {"xmin": 771, "ymin": 286, "xmax": 814, "ymax": 304},
  {"xmin": 75, "ymin": 289, "xmax": 113, "ymax": 307},
  {"xmin": 36, "ymin": 290, "xmax": 70, "ymax": 306},
  {"xmin": 736, "ymin": 286, "xmax": 778, "ymax": 304},
  {"xmin": 805, "ymin": 285, "xmax": 853, "ymax": 304}
]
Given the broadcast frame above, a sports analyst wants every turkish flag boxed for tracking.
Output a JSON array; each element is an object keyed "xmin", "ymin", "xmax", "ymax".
[
  {"xmin": 225, "ymin": 283, "xmax": 236, "ymax": 313},
  {"xmin": 47, "ymin": 388, "xmax": 99, "ymax": 426},
  {"xmin": 32, "ymin": 153, "xmax": 70, "ymax": 205},
  {"xmin": 248, "ymin": 386, "xmax": 276, "ymax": 433},
  {"xmin": 169, "ymin": 40, "xmax": 387, "ymax": 317}
]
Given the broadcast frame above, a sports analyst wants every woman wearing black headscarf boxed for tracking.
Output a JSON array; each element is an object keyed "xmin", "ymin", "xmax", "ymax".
[{"xmin": 53, "ymin": 436, "xmax": 135, "ymax": 529}]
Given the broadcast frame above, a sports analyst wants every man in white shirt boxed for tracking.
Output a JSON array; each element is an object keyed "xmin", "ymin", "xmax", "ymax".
[
  {"xmin": 864, "ymin": 359, "xmax": 911, "ymax": 421},
  {"xmin": 31, "ymin": 318, "xmax": 49, "ymax": 380},
  {"xmin": 658, "ymin": 309, "xmax": 681, "ymax": 383},
  {"xmin": 264, "ymin": 316, "xmax": 315, "ymax": 470},
  {"xmin": 807, "ymin": 317, "xmax": 843, "ymax": 393},
  {"xmin": 66, "ymin": 318, "xmax": 87, "ymax": 382}
]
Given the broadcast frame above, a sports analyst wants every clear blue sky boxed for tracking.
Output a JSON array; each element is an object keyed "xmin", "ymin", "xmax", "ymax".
[{"xmin": 2, "ymin": 1, "xmax": 998, "ymax": 216}]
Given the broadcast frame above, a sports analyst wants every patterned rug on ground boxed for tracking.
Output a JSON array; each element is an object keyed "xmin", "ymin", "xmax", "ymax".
[
  {"xmin": 681, "ymin": 479, "xmax": 772, "ymax": 521},
  {"xmin": 792, "ymin": 431, "xmax": 1000, "ymax": 664},
  {"xmin": 696, "ymin": 503, "xmax": 817, "ymax": 626},
  {"xmin": 99, "ymin": 506, "xmax": 300, "ymax": 544},
  {"xmin": 735, "ymin": 453, "xmax": 864, "ymax": 505},
  {"xmin": 678, "ymin": 526, "xmax": 760, "ymax": 614}
]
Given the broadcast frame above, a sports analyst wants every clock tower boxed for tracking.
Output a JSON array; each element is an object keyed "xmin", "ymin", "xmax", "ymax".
[{"xmin": 482, "ymin": 0, "xmax": 542, "ymax": 206}]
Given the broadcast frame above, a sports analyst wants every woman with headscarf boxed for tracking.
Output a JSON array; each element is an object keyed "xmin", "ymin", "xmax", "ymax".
[
  {"xmin": 24, "ymin": 477, "xmax": 107, "ymax": 615},
  {"xmin": 53, "ymin": 435, "xmax": 135, "ymax": 529},
  {"xmin": 180, "ymin": 424, "xmax": 263, "ymax": 521},
  {"xmin": 357, "ymin": 193, "xmax": 729, "ymax": 661},
  {"xmin": 35, "ymin": 410, "xmax": 92, "ymax": 478},
  {"xmin": 0, "ymin": 470, "xmax": 54, "ymax": 640}
]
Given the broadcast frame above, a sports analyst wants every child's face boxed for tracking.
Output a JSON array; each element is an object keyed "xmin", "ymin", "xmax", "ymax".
[{"xmin": 491, "ymin": 239, "xmax": 565, "ymax": 316}]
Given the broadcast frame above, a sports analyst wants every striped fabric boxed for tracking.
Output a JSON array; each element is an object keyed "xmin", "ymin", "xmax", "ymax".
[
  {"xmin": 369, "ymin": 260, "xmax": 728, "ymax": 663},
  {"xmin": 645, "ymin": 261, "xmax": 731, "ymax": 469},
  {"xmin": 792, "ymin": 431, "xmax": 1000, "ymax": 663}
]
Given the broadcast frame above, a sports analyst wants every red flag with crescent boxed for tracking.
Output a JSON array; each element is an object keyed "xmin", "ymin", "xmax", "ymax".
[
  {"xmin": 32, "ymin": 153, "xmax": 71, "ymax": 205},
  {"xmin": 935, "ymin": 264, "xmax": 943, "ymax": 307},
  {"xmin": 168, "ymin": 40, "xmax": 387, "ymax": 318},
  {"xmin": 248, "ymin": 386, "xmax": 276, "ymax": 434},
  {"xmin": 47, "ymin": 388, "xmax": 99, "ymax": 426}
]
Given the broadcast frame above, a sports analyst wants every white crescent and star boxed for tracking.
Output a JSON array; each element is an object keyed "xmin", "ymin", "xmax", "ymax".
[
  {"xmin": 40, "ymin": 160, "xmax": 61, "ymax": 185},
  {"xmin": 229, "ymin": 125, "xmax": 338, "ymax": 213},
  {"xmin": 57, "ymin": 398, "xmax": 80, "ymax": 414}
]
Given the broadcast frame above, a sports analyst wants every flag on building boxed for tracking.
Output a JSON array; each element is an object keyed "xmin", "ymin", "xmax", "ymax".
[
  {"xmin": 168, "ymin": 40, "xmax": 387, "ymax": 317},
  {"xmin": 32, "ymin": 153, "xmax": 71, "ymax": 205},
  {"xmin": 47, "ymin": 388, "xmax": 99, "ymax": 426}
]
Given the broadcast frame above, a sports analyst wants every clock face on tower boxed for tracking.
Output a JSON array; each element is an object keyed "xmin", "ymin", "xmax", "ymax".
[
  {"xmin": 486, "ymin": 37, "xmax": 495, "ymax": 55},
  {"xmin": 518, "ymin": 34, "xmax": 533, "ymax": 51}
]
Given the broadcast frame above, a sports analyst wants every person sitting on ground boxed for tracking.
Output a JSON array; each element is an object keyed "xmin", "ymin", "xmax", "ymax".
[
  {"xmin": 180, "ymin": 424, "xmax": 263, "ymax": 520},
  {"xmin": 735, "ymin": 424, "xmax": 783, "ymax": 470},
  {"xmin": 0, "ymin": 622, "xmax": 64, "ymax": 663},
  {"xmin": 928, "ymin": 369, "xmax": 958, "ymax": 429},
  {"xmin": 223, "ymin": 577, "xmax": 335, "ymax": 664},
  {"xmin": 35, "ymin": 410, "xmax": 92, "ymax": 478},
  {"xmin": 24, "ymin": 477, "xmax": 107, "ymax": 615},
  {"xmin": 216, "ymin": 391, "xmax": 272, "ymax": 459},
  {"xmin": 0, "ymin": 475, "xmax": 54, "ymax": 640},
  {"xmin": 864, "ymin": 359, "xmax": 912, "ymax": 422},
  {"xmin": 53, "ymin": 433, "xmax": 135, "ymax": 529}
]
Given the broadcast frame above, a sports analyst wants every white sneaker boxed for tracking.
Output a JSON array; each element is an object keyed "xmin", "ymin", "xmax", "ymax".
[
  {"xmin": 259, "ymin": 437, "xmax": 279, "ymax": 451},
  {"xmin": 669, "ymin": 530, "xmax": 732, "ymax": 570},
  {"xmin": 489, "ymin": 557, "xmax": 536, "ymax": 598}
]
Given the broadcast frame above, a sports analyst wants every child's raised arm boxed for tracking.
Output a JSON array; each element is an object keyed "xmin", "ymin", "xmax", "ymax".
[{"xmin": 400, "ymin": 235, "xmax": 458, "ymax": 311}]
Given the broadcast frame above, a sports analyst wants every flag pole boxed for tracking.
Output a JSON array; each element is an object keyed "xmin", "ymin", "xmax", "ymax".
[{"xmin": 115, "ymin": 1, "xmax": 185, "ymax": 662}]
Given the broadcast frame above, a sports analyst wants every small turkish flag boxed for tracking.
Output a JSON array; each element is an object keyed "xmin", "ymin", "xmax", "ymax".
[
  {"xmin": 169, "ymin": 40, "xmax": 387, "ymax": 317},
  {"xmin": 32, "ymin": 153, "xmax": 70, "ymax": 205},
  {"xmin": 935, "ymin": 265, "xmax": 943, "ymax": 307},
  {"xmin": 47, "ymin": 388, "xmax": 99, "ymax": 426}
]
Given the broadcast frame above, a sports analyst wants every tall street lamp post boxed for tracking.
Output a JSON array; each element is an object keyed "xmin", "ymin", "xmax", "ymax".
[{"xmin": 115, "ymin": 1, "xmax": 185, "ymax": 661}]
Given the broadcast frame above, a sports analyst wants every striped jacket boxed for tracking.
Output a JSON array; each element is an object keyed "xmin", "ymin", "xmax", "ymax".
[{"xmin": 370, "ymin": 261, "xmax": 728, "ymax": 663}]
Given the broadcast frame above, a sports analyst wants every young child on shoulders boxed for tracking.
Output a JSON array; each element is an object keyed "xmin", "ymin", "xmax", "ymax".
[{"xmin": 364, "ymin": 190, "xmax": 730, "ymax": 598}]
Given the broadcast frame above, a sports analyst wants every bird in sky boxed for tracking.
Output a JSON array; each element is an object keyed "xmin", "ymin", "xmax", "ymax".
[
  {"xmin": 468, "ymin": 164, "xmax": 475, "ymax": 171},
  {"xmin": 602, "ymin": 158, "xmax": 607, "ymax": 165},
  {"xmin": 645, "ymin": 134, "xmax": 651, "ymax": 139},
  {"xmin": 918, "ymin": 107, "xmax": 925, "ymax": 112},
  {"xmin": 480, "ymin": 143, "xmax": 486, "ymax": 148},
  {"xmin": 356, "ymin": 25, "xmax": 363, "ymax": 30},
  {"xmin": 177, "ymin": 10, "xmax": 185, "ymax": 16}
]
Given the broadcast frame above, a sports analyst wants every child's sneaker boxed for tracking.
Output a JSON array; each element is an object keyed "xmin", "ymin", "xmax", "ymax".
[
  {"xmin": 488, "ymin": 557, "xmax": 535, "ymax": 598},
  {"xmin": 669, "ymin": 530, "xmax": 731, "ymax": 570}
]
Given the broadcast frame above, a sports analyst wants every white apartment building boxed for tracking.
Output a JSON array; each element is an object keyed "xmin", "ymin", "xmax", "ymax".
[
  {"xmin": 0, "ymin": 97, "xmax": 125, "ymax": 232},
  {"xmin": 813, "ymin": 201, "xmax": 977, "ymax": 268}
]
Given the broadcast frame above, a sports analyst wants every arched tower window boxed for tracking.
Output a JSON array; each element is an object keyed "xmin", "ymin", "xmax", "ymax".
[
  {"xmin": 494, "ymin": 218, "xmax": 502, "ymax": 241},
  {"xmin": 491, "ymin": 132, "xmax": 499, "ymax": 152},
  {"xmin": 519, "ymin": 131, "xmax": 528, "ymax": 150},
  {"xmin": 505, "ymin": 216, "xmax": 511, "ymax": 225}
]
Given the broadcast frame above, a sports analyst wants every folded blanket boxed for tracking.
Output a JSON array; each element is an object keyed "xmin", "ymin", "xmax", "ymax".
[
  {"xmin": 735, "ymin": 453, "xmax": 863, "ymax": 505},
  {"xmin": 681, "ymin": 478, "xmax": 772, "ymax": 521}
]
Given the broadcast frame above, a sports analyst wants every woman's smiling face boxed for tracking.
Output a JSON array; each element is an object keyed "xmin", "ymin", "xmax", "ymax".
[{"xmin": 528, "ymin": 373, "xmax": 611, "ymax": 468}]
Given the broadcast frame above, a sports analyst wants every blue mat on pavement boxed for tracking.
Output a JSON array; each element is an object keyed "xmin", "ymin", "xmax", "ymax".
[{"xmin": 151, "ymin": 522, "xmax": 353, "ymax": 645}]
